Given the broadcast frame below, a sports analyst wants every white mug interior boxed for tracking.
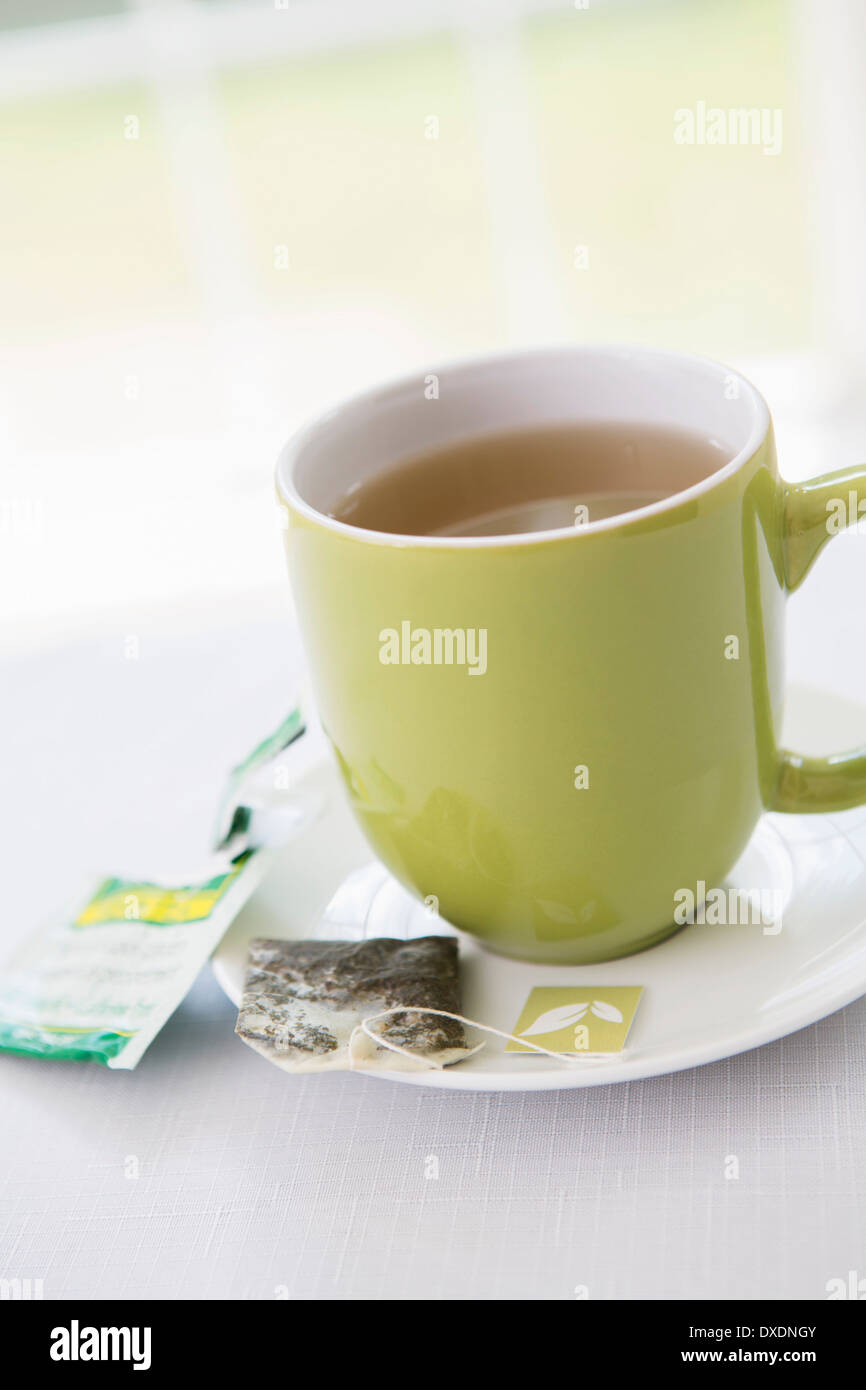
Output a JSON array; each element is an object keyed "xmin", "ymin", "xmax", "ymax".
[{"xmin": 277, "ymin": 345, "xmax": 771, "ymax": 547}]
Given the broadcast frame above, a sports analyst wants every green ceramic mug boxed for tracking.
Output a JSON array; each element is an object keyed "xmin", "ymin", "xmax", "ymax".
[{"xmin": 277, "ymin": 346, "xmax": 866, "ymax": 963}]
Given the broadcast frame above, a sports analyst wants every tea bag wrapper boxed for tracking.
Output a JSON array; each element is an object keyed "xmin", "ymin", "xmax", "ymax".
[
  {"xmin": 0, "ymin": 851, "xmax": 267, "ymax": 1069},
  {"xmin": 236, "ymin": 936, "xmax": 473, "ymax": 1071},
  {"xmin": 0, "ymin": 704, "xmax": 315, "ymax": 1069},
  {"xmin": 213, "ymin": 705, "xmax": 312, "ymax": 855}
]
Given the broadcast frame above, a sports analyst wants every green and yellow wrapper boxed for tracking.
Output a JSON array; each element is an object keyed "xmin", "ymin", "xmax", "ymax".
[{"xmin": 0, "ymin": 851, "xmax": 266, "ymax": 1068}]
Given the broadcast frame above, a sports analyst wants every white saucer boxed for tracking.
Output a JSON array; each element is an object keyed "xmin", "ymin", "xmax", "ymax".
[{"xmin": 212, "ymin": 685, "xmax": 866, "ymax": 1091}]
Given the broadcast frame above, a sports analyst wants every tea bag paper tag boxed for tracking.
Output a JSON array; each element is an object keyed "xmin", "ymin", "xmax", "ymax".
[{"xmin": 506, "ymin": 986, "xmax": 644, "ymax": 1055}]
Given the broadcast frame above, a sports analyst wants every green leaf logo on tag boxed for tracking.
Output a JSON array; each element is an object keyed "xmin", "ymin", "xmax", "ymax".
[{"xmin": 506, "ymin": 986, "xmax": 644, "ymax": 1054}]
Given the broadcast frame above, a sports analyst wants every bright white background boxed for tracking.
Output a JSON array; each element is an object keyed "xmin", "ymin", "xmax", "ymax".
[{"xmin": 3, "ymin": 0, "xmax": 866, "ymax": 644}]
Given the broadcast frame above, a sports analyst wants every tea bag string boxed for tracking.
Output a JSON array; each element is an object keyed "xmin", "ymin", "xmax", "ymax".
[{"xmin": 348, "ymin": 1005, "xmax": 614, "ymax": 1070}]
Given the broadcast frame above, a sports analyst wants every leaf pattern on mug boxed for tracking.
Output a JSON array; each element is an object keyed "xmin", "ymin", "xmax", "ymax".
[
  {"xmin": 520, "ymin": 1003, "xmax": 589, "ymax": 1036},
  {"xmin": 590, "ymin": 1000, "xmax": 623, "ymax": 1022}
]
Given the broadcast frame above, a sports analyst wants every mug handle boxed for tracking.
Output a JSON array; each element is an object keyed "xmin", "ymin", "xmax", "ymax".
[{"xmin": 772, "ymin": 464, "xmax": 866, "ymax": 812}]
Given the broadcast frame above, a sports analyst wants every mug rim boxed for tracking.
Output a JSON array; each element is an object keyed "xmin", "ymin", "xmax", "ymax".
[{"xmin": 275, "ymin": 343, "xmax": 772, "ymax": 549}]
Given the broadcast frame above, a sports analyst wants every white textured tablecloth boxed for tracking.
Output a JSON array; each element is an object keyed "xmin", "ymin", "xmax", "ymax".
[{"xmin": 1, "ymin": 564, "xmax": 865, "ymax": 1301}]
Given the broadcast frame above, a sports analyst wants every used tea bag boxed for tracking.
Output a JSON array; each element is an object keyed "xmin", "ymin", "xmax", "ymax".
[{"xmin": 235, "ymin": 936, "xmax": 474, "ymax": 1071}]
